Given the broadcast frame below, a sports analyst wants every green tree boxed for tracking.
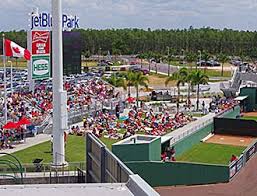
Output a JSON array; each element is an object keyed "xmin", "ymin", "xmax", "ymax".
[
  {"xmin": 106, "ymin": 74, "xmax": 127, "ymax": 90},
  {"xmin": 165, "ymin": 68, "xmax": 188, "ymax": 112},
  {"xmin": 132, "ymin": 72, "xmax": 149, "ymax": 107},
  {"xmin": 218, "ymin": 53, "xmax": 228, "ymax": 76},
  {"xmin": 124, "ymin": 71, "xmax": 135, "ymax": 97},
  {"xmin": 185, "ymin": 52, "xmax": 197, "ymax": 71},
  {"xmin": 191, "ymin": 70, "xmax": 209, "ymax": 111}
]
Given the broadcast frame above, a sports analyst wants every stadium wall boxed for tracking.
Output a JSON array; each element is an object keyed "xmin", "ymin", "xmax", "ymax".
[
  {"xmin": 214, "ymin": 118, "xmax": 257, "ymax": 137},
  {"xmin": 217, "ymin": 105, "xmax": 240, "ymax": 119},
  {"xmin": 125, "ymin": 161, "xmax": 229, "ymax": 187}
]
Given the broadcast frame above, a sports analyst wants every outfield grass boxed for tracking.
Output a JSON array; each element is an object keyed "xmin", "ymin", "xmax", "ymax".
[
  {"xmin": 177, "ymin": 143, "xmax": 245, "ymax": 165},
  {"xmin": 4, "ymin": 135, "xmax": 85, "ymax": 164},
  {"xmin": 241, "ymin": 116, "xmax": 257, "ymax": 121},
  {"xmin": 2, "ymin": 134, "xmax": 121, "ymax": 164}
]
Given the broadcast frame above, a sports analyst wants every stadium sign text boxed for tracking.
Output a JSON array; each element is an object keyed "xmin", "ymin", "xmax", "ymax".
[{"xmin": 31, "ymin": 12, "xmax": 79, "ymax": 30}]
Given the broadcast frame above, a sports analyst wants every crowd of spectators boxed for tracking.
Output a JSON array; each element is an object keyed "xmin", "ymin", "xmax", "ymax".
[
  {"xmin": 0, "ymin": 77, "xmax": 114, "ymax": 150},
  {"xmin": 209, "ymin": 96, "xmax": 237, "ymax": 113},
  {"xmin": 74, "ymin": 105, "xmax": 195, "ymax": 140}
]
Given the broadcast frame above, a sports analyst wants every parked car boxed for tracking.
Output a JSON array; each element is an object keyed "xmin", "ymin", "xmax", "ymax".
[
  {"xmin": 192, "ymin": 85, "xmax": 210, "ymax": 92},
  {"xmin": 129, "ymin": 66, "xmax": 149, "ymax": 75},
  {"xmin": 197, "ymin": 60, "xmax": 220, "ymax": 67}
]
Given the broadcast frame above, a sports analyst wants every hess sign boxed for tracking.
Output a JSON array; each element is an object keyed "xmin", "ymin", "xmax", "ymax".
[{"xmin": 32, "ymin": 31, "xmax": 50, "ymax": 55}]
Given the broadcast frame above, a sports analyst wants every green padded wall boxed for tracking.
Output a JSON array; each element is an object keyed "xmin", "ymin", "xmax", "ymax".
[
  {"xmin": 112, "ymin": 137, "xmax": 161, "ymax": 162},
  {"xmin": 240, "ymin": 87, "xmax": 257, "ymax": 112},
  {"xmin": 126, "ymin": 161, "xmax": 229, "ymax": 187},
  {"xmin": 220, "ymin": 105, "xmax": 241, "ymax": 119}
]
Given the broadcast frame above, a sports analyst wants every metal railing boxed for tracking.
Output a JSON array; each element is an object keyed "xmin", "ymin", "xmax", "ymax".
[
  {"xmin": 169, "ymin": 106, "xmax": 239, "ymax": 145},
  {"xmin": 170, "ymin": 118, "xmax": 213, "ymax": 145},
  {"xmin": 86, "ymin": 133, "xmax": 133, "ymax": 183}
]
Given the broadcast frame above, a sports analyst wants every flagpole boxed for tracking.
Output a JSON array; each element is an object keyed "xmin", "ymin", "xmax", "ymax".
[{"xmin": 2, "ymin": 34, "xmax": 7, "ymax": 124}]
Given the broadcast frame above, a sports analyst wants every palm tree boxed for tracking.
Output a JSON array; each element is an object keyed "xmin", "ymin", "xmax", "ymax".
[
  {"xmin": 218, "ymin": 53, "xmax": 228, "ymax": 76},
  {"xmin": 165, "ymin": 68, "xmax": 188, "ymax": 112},
  {"xmin": 132, "ymin": 72, "xmax": 149, "ymax": 107},
  {"xmin": 186, "ymin": 71, "xmax": 194, "ymax": 107},
  {"xmin": 124, "ymin": 71, "xmax": 135, "ymax": 97},
  {"xmin": 191, "ymin": 70, "xmax": 209, "ymax": 111},
  {"xmin": 107, "ymin": 74, "xmax": 127, "ymax": 90}
]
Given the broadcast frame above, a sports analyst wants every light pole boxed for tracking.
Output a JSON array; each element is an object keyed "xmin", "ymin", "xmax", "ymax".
[
  {"xmin": 8, "ymin": 61, "xmax": 13, "ymax": 94},
  {"xmin": 2, "ymin": 34, "xmax": 8, "ymax": 124},
  {"xmin": 167, "ymin": 46, "xmax": 170, "ymax": 57},
  {"xmin": 198, "ymin": 50, "xmax": 201, "ymax": 70},
  {"xmin": 52, "ymin": 0, "xmax": 68, "ymax": 166},
  {"xmin": 181, "ymin": 49, "xmax": 185, "ymax": 66}
]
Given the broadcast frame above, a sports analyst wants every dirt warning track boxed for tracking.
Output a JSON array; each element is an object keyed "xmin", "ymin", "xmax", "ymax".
[{"xmin": 205, "ymin": 134, "xmax": 257, "ymax": 147}]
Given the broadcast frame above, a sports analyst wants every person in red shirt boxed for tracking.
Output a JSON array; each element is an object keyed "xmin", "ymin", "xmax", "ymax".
[{"xmin": 230, "ymin": 154, "xmax": 238, "ymax": 163}]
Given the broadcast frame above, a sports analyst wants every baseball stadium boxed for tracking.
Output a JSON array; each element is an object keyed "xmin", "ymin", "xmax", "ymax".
[{"xmin": 109, "ymin": 103, "xmax": 257, "ymax": 195}]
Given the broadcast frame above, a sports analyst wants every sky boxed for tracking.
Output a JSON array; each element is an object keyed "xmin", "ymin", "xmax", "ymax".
[{"xmin": 1, "ymin": 0, "xmax": 257, "ymax": 31}]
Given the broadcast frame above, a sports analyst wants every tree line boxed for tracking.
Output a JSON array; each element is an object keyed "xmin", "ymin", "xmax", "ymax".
[{"xmin": 1, "ymin": 27, "xmax": 257, "ymax": 58}]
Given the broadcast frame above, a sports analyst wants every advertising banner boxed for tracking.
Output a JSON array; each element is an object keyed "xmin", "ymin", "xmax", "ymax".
[
  {"xmin": 245, "ymin": 141, "xmax": 257, "ymax": 162},
  {"xmin": 32, "ymin": 55, "xmax": 51, "ymax": 79},
  {"xmin": 236, "ymin": 155, "xmax": 244, "ymax": 172},
  {"xmin": 229, "ymin": 161, "xmax": 237, "ymax": 179},
  {"xmin": 32, "ymin": 31, "xmax": 51, "ymax": 55}
]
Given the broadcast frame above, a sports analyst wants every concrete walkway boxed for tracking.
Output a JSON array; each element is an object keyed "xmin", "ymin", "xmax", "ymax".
[
  {"xmin": 161, "ymin": 112, "xmax": 216, "ymax": 144},
  {"xmin": 0, "ymin": 134, "xmax": 51, "ymax": 157}
]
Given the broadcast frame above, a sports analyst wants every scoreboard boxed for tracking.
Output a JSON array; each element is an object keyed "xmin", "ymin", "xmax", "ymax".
[{"xmin": 63, "ymin": 31, "xmax": 82, "ymax": 75}]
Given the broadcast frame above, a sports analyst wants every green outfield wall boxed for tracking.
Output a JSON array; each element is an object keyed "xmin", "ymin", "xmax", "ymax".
[{"xmin": 125, "ymin": 161, "xmax": 229, "ymax": 187}]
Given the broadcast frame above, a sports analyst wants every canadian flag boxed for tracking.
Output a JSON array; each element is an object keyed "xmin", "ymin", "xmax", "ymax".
[{"xmin": 4, "ymin": 39, "xmax": 31, "ymax": 60}]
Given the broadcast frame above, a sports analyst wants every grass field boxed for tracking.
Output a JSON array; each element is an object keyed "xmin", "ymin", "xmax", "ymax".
[
  {"xmin": 5, "ymin": 135, "xmax": 85, "ymax": 164},
  {"xmin": 148, "ymin": 73, "xmax": 175, "ymax": 87},
  {"xmin": 2, "ymin": 135, "xmax": 119, "ymax": 164},
  {"xmin": 241, "ymin": 116, "xmax": 257, "ymax": 121},
  {"xmin": 177, "ymin": 143, "xmax": 245, "ymax": 165}
]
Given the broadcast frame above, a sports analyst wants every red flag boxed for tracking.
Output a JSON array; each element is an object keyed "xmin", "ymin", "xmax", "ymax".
[{"xmin": 4, "ymin": 39, "xmax": 31, "ymax": 60}]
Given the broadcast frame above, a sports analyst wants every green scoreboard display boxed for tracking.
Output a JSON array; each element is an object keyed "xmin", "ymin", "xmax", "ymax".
[
  {"xmin": 63, "ymin": 31, "xmax": 82, "ymax": 75},
  {"xmin": 50, "ymin": 31, "xmax": 81, "ymax": 76}
]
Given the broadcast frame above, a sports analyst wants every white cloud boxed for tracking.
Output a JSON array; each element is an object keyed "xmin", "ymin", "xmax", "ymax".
[{"xmin": 0, "ymin": 0, "xmax": 257, "ymax": 30}]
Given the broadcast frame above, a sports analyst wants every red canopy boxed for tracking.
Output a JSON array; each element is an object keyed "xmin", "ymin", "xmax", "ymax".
[
  {"xmin": 3, "ymin": 122, "xmax": 18, "ymax": 129},
  {"xmin": 17, "ymin": 117, "xmax": 32, "ymax": 126},
  {"xmin": 127, "ymin": 97, "xmax": 136, "ymax": 103}
]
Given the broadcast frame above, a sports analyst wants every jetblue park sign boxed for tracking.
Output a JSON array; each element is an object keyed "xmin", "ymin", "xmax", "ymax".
[{"xmin": 31, "ymin": 12, "xmax": 79, "ymax": 30}]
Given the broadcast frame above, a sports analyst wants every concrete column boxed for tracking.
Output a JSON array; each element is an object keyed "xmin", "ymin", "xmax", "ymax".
[{"xmin": 52, "ymin": 0, "xmax": 68, "ymax": 166}]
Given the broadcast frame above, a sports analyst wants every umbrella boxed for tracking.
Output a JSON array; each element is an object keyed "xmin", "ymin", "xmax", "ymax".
[
  {"xmin": 3, "ymin": 122, "xmax": 18, "ymax": 129},
  {"xmin": 17, "ymin": 117, "xmax": 32, "ymax": 126},
  {"xmin": 119, "ymin": 116, "xmax": 129, "ymax": 121},
  {"xmin": 127, "ymin": 97, "xmax": 136, "ymax": 103}
]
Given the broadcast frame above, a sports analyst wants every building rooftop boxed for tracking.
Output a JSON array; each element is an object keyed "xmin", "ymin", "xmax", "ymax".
[{"xmin": 0, "ymin": 183, "xmax": 134, "ymax": 196}]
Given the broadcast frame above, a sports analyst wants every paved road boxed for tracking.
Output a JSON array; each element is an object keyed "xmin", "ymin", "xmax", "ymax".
[{"xmin": 142, "ymin": 63, "xmax": 178, "ymax": 75}]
